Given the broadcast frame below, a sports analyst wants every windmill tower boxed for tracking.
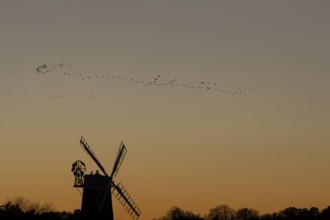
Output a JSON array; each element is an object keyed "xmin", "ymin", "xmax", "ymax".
[{"xmin": 71, "ymin": 136, "xmax": 141, "ymax": 220}]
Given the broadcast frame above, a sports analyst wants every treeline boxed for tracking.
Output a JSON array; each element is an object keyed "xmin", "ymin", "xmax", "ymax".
[
  {"xmin": 154, "ymin": 205, "xmax": 330, "ymax": 220},
  {"xmin": 2, "ymin": 197, "xmax": 330, "ymax": 220},
  {"xmin": 0, "ymin": 197, "xmax": 80, "ymax": 220}
]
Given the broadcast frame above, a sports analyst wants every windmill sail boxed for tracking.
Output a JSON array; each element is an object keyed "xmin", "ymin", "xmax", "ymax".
[
  {"xmin": 110, "ymin": 142, "xmax": 127, "ymax": 178},
  {"xmin": 112, "ymin": 183, "xmax": 141, "ymax": 220},
  {"xmin": 80, "ymin": 136, "xmax": 108, "ymax": 176}
]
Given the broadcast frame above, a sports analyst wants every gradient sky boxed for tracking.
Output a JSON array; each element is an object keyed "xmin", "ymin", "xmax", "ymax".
[{"xmin": 1, "ymin": 1, "xmax": 330, "ymax": 220}]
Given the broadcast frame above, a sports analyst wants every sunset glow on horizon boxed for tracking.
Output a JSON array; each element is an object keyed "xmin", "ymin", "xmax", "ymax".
[{"xmin": 1, "ymin": 1, "xmax": 330, "ymax": 220}]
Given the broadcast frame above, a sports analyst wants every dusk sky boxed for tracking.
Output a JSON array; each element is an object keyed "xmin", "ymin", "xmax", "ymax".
[{"xmin": 1, "ymin": 1, "xmax": 330, "ymax": 220}]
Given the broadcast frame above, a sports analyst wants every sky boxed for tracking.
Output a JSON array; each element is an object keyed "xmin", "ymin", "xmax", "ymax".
[{"xmin": 1, "ymin": 1, "xmax": 330, "ymax": 219}]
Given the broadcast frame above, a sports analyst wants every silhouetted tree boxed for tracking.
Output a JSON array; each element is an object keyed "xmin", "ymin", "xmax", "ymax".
[
  {"xmin": 156, "ymin": 206, "xmax": 204, "ymax": 220},
  {"xmin": 0, "ymin": 197, "xmax": 73, "ymax": 220},
  {"xmin": 259, "ymin": 213, "xmax": 273, "ymax": 220},
  {"xmin": 0, "ymin": 201, "xmax": 24, "ymax": 219},
  {"xmin": 236, "ymin": 208, "xmax": 259, "ymax": 220},
  {"xmin": 3, "ymin": 196, "xmax": 54, "ymax": 214},
  {"xmin": 319, "ymin": 206, "xmax": 330, "ymax": 220},
  {"xmin": 298, "ymin": 207, "xmax": 319, "ymax": 220},
  {"xmin": 279, "ymin": 207, "xmax": 301, "ymax": 220},
  {"xmin": 277, "ymin": 206, "xmax": 320, "ymax": 220},
  {"xmin": 207, "ymin": 205, "xmax": 236, "ymax": 220}
]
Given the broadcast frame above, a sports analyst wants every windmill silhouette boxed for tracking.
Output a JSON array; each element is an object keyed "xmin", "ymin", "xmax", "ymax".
[{"xmin": 71, "ymin": 136, "xmax": 141, "ymax": 220}]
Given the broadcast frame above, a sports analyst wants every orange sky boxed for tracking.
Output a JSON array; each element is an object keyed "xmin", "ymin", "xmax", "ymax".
[{"xmin": 1, "ymin": 1, "xmax": 330, "ymax": 220}]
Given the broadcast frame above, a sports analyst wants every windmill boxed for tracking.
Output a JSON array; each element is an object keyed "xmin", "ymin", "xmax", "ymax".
[{"xmin": 71, "ymin": 136, "xmax": 141, "ymax": 220}]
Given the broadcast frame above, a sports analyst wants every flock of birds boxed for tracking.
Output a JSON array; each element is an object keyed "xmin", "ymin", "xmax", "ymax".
[
  {"xmin": 36, "ymin": 63, "xmax": 252, "ymax": 99},
  {"xmin": 46, "ymin": 94, "xmax": 104, "ymax": 100}
]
